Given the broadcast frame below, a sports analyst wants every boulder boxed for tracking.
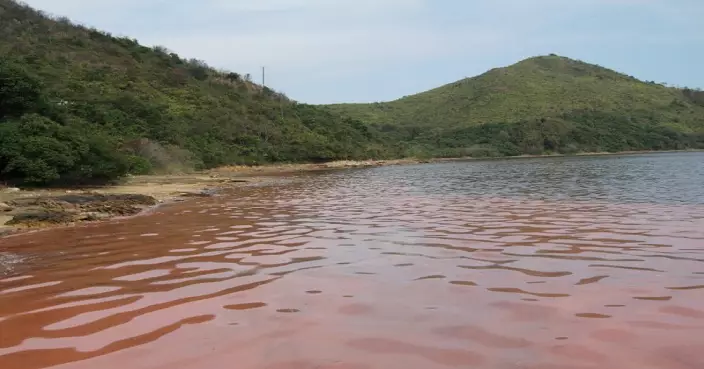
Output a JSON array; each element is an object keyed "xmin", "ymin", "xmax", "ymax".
[
  {"xmin": 6, "ymin": 210, "xmax": 75, "ymax": 228},
  {"xmin": 56, "ymin": 193, "xmax": 157, "ymax": 206}
]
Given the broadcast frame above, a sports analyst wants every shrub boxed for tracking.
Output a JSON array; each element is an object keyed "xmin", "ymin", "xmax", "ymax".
[{"xmin": 0, "ymin": 58, "xmax": 44, "ymax": 118}]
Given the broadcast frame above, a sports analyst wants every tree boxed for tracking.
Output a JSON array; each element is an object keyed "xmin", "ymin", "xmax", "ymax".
[
  {"xmin": 0, "ymin": 58, "xmax": 43, "ymax": 118},
  {"xmin": 0, "ymin": 114, "xmax": 131, "ymax": 185},
  {"xmin": 226, "ymin": 72, "xmax": 240, "ymax": 81},
  {"xmin": 683, "ymin": 88, "xmax": 704, "ymax": 107},
  {"xmin": 0, "ymin": 114, "xmax": 81, "ymax": 184}
]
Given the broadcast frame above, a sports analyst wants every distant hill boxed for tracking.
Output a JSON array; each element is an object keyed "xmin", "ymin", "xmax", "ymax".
[
  {"xmin": 327, "ymin": 55, "xmax": 704, "ymax": 131},
  {"xmin": 0, "ymin": 0, "xmax": 387, "ymax": 185},
  {"xmin": 325, "ymin": 55, "xmax": 704, "ymax": 157}
]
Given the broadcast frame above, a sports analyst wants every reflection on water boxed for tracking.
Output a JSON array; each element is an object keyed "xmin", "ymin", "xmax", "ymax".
[{"xmin": 1, "ymin": 152, "xmax": 704, "ymax": 369}]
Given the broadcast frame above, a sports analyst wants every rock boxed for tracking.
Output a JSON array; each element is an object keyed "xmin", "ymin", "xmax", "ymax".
[
  {"xmin": 56, "ymin": 193, "xmax": 157, "ymax": 206},
  {"xmin": 179, "ymin": 192, "xmax": 212, "ymax": 198},
  {"xmin": 54, "ymin": 193, "xmax": 108, "ymax": 205},
  {"xmin": 7, "ymin": 198, "xmax": 76, "ymax": 211},
  {"xmin": 76, "ymin": 212, "xmax": 111, "ymax": 221},
  {"xmin": 1, "ymin": 193, "xmax": 159, "ymax": 229},
  {"xmin": 6, "ymin": 210, "xmax": 75, "ymax": 228},
  {"xmin": 49, "ymin": 193, "xmax": 158, "ymax": 216},
  {"xmin": 0, "ymin": 187, "xmax": 20, "ymax": 193},
  {"xmin": 83, "ymin": 203, "xmax": 141, "ymax": 216},
  {"xmin": 1, "ymin": 215, "xmax": 13, "ymax": 226}
]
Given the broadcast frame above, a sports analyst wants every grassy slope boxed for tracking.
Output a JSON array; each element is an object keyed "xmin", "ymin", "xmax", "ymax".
[
  {"xmin": 327, "ymin": 55, "xmax": 704, "ymax": 133},
  {"xmin": 0, "ymin": 0, "xmax": 387, "ymax": 172}
]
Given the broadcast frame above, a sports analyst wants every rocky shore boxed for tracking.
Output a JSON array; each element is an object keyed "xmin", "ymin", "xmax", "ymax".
[
  {"xmin": 0, "ymin": 158, "xmax": 430, "ymax": 237},
  {"xmin": 1, "ymin": 193, "xmax": 157, "ymax": 227},
  {"xmin": 0, "ymin": 174, "xmax": 252, "ymax": 237}
]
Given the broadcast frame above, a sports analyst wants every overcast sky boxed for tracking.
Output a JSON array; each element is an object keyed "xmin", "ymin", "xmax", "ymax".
[{"xmin": 22, "ymin": 0, "xmax": 704, "ymax": 104}]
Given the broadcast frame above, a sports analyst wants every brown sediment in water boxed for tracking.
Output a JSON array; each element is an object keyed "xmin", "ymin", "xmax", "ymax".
[{"xmin": 1, "ymin": 158, "xmax": 704, "ymax": 369}]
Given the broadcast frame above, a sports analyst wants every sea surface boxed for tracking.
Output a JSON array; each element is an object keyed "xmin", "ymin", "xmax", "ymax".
[{"xmin": 1, "ymin": 152, "xmax": 704, "ymax": 369}]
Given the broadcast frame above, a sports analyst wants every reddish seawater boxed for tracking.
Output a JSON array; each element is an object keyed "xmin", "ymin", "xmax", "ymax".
[{"xmin": 1, "ymin": 153, "xmax": 704, "ymax": 369}]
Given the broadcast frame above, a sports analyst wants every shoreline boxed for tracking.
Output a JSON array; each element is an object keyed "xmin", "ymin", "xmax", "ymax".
[
  {"xmin": 211, "ymin": 148, "xmax": 704, "ymax": 175},
  {"xmin": 1, "ymin": 149, "xmax": 701, "ymax": 238},
  {"xmin": 430, "ymin": 148, "xmax": 704, "ymax": 163},
  {"xmin": 207, "ymin": 148, "xmax": 704, "ymax": 176},
  {"xmin": 0, "ymin": 174, "xmax": 268, "ymax": 238}
]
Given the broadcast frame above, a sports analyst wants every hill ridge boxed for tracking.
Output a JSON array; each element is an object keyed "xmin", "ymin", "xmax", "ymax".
[
  {"xmin": 325, "ymin": 53, "xmax": 703, "ymax": 130},
  {"xmin": 324, "ymin": 54, "xmax": 704, "ymax": 158}
]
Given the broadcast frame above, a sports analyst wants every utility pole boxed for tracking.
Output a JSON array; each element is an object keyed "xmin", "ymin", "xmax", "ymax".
[{"xmin": 262, "ymin": 66, "xmax": 266, "ymax": 87}]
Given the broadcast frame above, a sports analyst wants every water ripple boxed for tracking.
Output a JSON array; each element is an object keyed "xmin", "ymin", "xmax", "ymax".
[{"xmin": 1, "ymin": 153, "xmax": 704, "ymax": 368}]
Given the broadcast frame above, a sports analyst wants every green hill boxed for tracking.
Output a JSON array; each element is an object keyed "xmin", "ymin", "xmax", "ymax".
[
  {"xmin": 0, "ymin": 0, "xmax": 387, "ymax": 185},
  {"xmin": 326, "ymin": 55, "xmax": 704, "ymax": 157},
  {"xmin": 327, "ymin": 55, "xmax": 704, "ymax": 130}
]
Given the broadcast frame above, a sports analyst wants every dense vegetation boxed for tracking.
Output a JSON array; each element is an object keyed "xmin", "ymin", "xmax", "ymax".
[
  {"xmin": 1, "ymin": 0, "xmax": 703, "ymax": 186},
  {"xmin": 0, "ymin": 0, "xmax": 385, "ymax": 185},
  {"xmin": 392, "ymin": 111, "xmax": 704, "ymax": 159},
  {"xmin": 327, "ymin": 55, "xmax": 704, "ymax": 157}
]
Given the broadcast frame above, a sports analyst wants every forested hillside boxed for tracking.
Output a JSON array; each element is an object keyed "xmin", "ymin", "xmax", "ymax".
[
  {"xmin": 327, "ymin": 55, "xmax": 704, "ymax": 158},
  {"xmin": 0, "ymin": 0, "xmax": 387, "ymax": 185}
]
